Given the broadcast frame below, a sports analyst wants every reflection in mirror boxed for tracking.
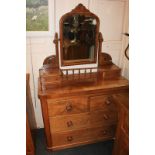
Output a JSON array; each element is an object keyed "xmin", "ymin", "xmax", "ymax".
[{"xmin": 62, "ymin": 14, "xmax": 97, "ymax": 61}]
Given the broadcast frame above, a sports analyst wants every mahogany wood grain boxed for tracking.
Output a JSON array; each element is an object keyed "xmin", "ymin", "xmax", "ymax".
[
  {"xmin": 112, "ymin": 93, "xmax": 129, "ymax": 155},
  {"xmin": 39, "ymin": 72, "xmax": 128, "ymax": 150},
  {"xmin": 43, "ymin": 55, "xmax": 59, "ymax": 68},
  {"xmin": 90, "ymin": 110, "xmax": 118, "ymax": 127},
  {"xmin": 39, "ymin": 63, "xmax": 124, "ymax": 91},
  {"xmin": 121, "ymin": 108, "xmax": 129, "ymax": 135},
  {"xmin": 99, "ymin": 53, "xmax": 112, "ymax": 66},
  {"xmin": 47, "ymin": 97, "xmax": 88, "ymax": 117},
  {"xmin": 51, "ymin": 125, "xmax": 116, "ymax": 148},
  {"xmin": 39, "ymin": 76, "xmax": 129, "ymax": 98},
  {"xmin": 49, "ymin": 110, "xmax": 117, "ymax": 133},
  {"xmin": 114, "ymin": 128, "xmax": 129, "ymax": 155},
  {"xmin": 49, "ymin": 112, "xmax": 90, "ymax": 133},
  {"xmin": 89, "ymin": 94, "xmax": 118, "ymax": 112}
]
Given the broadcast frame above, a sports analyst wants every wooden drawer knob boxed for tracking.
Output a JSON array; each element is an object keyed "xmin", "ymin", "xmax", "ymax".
[
  {"xmin": 103, "ymin": 114, "xmax": 109, "ymax": 120},
  {"xmin": 103, "ymin": 130, "xmax": 107, "ymax": 135},
  {"xmin": 67, "ymin": 136, "xmax": 73, "ymax": 142},
  {"xmin": 67, "ymin": 121, "xmax": 73, "ymax": 127},
  {"xmin": 66, "ymin": 103, "xmax": 72, "ymax": 112},
  {"xmin": 105, "ymin": 97, "xmax": 112, "ymax": 105}
]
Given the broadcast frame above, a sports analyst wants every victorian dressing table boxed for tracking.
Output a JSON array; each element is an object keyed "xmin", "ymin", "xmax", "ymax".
[{"xmin": 38, "ymin": 4, "xmax": 129, "ymax": 154}]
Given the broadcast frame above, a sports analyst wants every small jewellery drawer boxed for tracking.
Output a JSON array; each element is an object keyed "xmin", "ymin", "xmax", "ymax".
[
  {"xmin": 51, "ymin": 125, "xmax": 116, "ymax": 147},
  {"xmin": 47, "ymin": 97, "xmax": 88, "ymax": 117},
  {"xmin": 49, "ymin": 113, "xmax": 89, "ymax": 133},
  {"xmin": 89, "ymin": 94, "xmax": 117, "ymax": 111}
]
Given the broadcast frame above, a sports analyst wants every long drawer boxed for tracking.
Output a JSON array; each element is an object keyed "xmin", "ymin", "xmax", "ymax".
[
  {"xmin": 49, "ymin": 110, "xmax": 118, "ymax": 133},
  {"xmin": 51, "ymin": 125, "xmax": 116, "ymax": 147},
  {"xmin": 49, "ymin": 112, "xmax": 89, "ymax": 133},
  {"xmin": 47, "ymin": 97, "xmax": 88, "ymax": 117}
]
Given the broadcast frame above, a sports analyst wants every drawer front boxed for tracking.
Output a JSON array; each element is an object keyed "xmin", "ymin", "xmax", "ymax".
[
  {"xmin": 47, "ymin": 97, "xmax": 88, "ymax": 117},
  {"xmin": 89, "ymin": 94, "xmax": 117, "ymax": 111},
  {"xmin": 90, "ymin": 110, "xmax": 118, "ymax": 127},
  {"xmin": 50, "ymin": 110, "xmax": 118, "ymax": 133},
  {"xmin": 51, "ymin": 125, "xmax": 116, "ymax": 147},
  {"xmin": 49, "ymin": 113, "xmax": 90, "ymax": 133}
]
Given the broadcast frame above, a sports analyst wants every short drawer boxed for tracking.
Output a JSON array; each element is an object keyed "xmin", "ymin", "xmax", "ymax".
[
  {"xmin": 47, "ymin": 97, "xmax": 88, "ymax": 117},
  {"xmin": 89, "ymin": 94, "xmax": 117, "ymax": 112},
  {"xmin": 49, "ymin": 113, "xmax": 90, "ymax": 133},
  {"xmin": 51, "ymin": 125, "xmax": 116, "ymax": 147}
]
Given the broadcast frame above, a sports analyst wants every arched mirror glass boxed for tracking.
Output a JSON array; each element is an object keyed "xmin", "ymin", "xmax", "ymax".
[{"xmin": 63, "ymin": 15, "xmax": 96, "ymax": 60}]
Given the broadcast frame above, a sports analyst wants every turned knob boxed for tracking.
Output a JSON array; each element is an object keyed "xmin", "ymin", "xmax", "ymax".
[
  {"xmin": 66, "ymin": 103, "xmax": 72, "ymax": 112},
  {"xmin": 103, "ymin": 114, "xmax": 109, "ymax": 120},
  {"xmin": 105, "ymin": 99, "xmax": 111, "ymax": 105},
  {"xmin": 106, "ymin": 96, "xmax": 112, "ymax": 105},
  {"xmin": 67, "ymin": 121, "xmax": 73, "ymax": 127},
  {"xmin": 103, "ymin": 130, "xmax": 107, "ymax": 135},
  {"xmin": 67, "ymin": 136, "xmax": 73, "ymax": 142}
]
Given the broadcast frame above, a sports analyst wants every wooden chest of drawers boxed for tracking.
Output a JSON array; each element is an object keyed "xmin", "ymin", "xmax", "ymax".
[
  {"xmin": 42, "ymin": 95, "xmax": 118, "ymax": 150},
  {"xmin": 39, "ymin": 76, "xmax": 128, "ymax": 150}
]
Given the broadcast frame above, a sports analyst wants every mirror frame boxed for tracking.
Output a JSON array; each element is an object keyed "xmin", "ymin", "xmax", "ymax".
[{"xmin": 59, "ymin": 4, "xmax": 100, "ymax": 66}]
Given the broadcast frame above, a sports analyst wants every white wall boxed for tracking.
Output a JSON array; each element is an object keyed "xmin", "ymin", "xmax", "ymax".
[
  {"xmin": 119, "ymin": 0, "xmax": 129, "ymax": 79},
  {"xmin": 26, "ymin": 0, "xmax": 129, "ymax": 128}
]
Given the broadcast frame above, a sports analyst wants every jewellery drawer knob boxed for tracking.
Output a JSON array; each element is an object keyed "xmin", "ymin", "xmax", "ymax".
[
  {"xmin": 66, "ymin": 103, "xmax": 72, "ymax": 112},
  {"xmin": 67, "ymin": 136, "xmax": 73, "ymax": 142},
  {"xmin": 103, "ymin": 114, "xmax": 109, "ymax": 120},
  {"xmin": 67, "ymin": 121, "xmax": 73, "ymax": 127}
]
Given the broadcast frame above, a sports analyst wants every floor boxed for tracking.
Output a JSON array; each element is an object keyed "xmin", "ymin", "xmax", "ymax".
[{"xmin": 34, "ymin": 129, "xmax": 114, "ymax": 155}]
